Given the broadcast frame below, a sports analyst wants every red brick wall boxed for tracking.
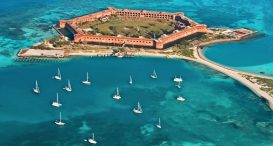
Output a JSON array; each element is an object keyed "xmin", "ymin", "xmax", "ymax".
[
  {"xmin": 115, "ymin": 9, "xmax": 178, "ymax": 20},
  {"xmin": 74, "ymin": 34, "xmax": 155, "ymax": 47},
  {"xmin": 73, "ymin": 25, "xmax": 207, "ymax": 49},
  {"xmin": 70, "ymin": 9, "xmax": 115, "ymax": 24},
  {"xmin": 59, "ymin": 8, "xmax": 207, "ymax": 49},
  {"xmin": 156, "ymin": 25, "xmax": 207, "ymax": 48},
  {"xmin": 59, "ymin": 20, "xmax": 68, "ymax": 28}
]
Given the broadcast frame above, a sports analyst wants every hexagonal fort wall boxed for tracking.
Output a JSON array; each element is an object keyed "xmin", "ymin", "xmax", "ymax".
[{"xmin": 58, "ymin": 7, "xmax": 207, "ymax": 49}]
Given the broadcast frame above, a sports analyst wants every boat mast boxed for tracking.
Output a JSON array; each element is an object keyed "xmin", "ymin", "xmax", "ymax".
[
  {"xmin": 138, "ymin": 102, "xmax": 142, "ymax": 111},
  {"xmin": 116, "ymin": 88, "xmax": 119, "ymax": 96},
  {"xmin": 68, "ymin": 80, "xmax": 71, "ymax": 89},
  {"xmin": 59, "ymin": 112, "xmax": 62, "ymax": 122},
  {"xmin": 36, "ymin": 80, "xmax": 39, "ymax": 92},
  {"xmin": 56, "ymin": 93, "xmax": 59, "ymax": 103},
  {"xmin": 58, "ymin": 68, "xmax": 61, "ymax": 78}
]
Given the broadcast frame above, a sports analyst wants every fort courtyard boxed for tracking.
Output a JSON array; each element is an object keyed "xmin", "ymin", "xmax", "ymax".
[{"xmin": 77, "ymin": 16, "xmax": 177, "ymax": 39}]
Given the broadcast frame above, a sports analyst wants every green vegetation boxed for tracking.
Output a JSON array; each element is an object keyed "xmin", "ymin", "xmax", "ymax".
[
  {"xmin": 170, "ymin": 33, "xmax": 236, "ymax": 58},
  {"xmin": 48, "ymin": 37, "xmax": 70, "ymax": 47},
  {"xmin": 78, "ymin": 16, "xmax": 176, "ymax": 38},
  {"xmin": 32, "ymin": 45, "xmax": 52, "ymax": 50},
  {"xmin": 243, "ymin": 75, "xmax": 273, "ymax": 96},
  {"xmin": 174, "ymin": 40, "xmax": 194, "ymax": 58}
]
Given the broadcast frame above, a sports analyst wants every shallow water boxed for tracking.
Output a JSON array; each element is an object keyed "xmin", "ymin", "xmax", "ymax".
[
  {"xmin": 0, "ymin": 57, "xmax": 272, "ymax": 145},
  {"xmin": 1, "ymin": 0, "xmax": 273, "ymax": 145},
  {"xmin": 1, "ymin": 0, "xmax": 273, "ymax": 71}
]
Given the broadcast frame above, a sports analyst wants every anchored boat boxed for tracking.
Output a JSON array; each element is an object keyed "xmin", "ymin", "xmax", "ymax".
[
  {"xmin": 82, "ymin": 72, "xmax": 91, "ymax": 85},
  {"xmin": 84, "ymin": 133, "xmax": 97, "ymax": 144},
  {"xmin": 173, "ymin": 76, "xmax": 183, "ymax": 82},
  {"xmin": 55, "ymin": 112, "xmax": 65, "ymax": 126},
  {"xmin": 63, "ymin": 80, "xmax": 72, "ymax": 92},
  {"xmin": 150, "ymin": 69, "xmax": 157, "ymax": 79},
  {"xmin": 155, "ymin": 117, "xmax": 161, "ymax": 129},
  {"xmin": 177, "ymin": 96, "xmax": 185, "ymax": 102},
  {"xmin": 133, "ymin": 102, "xmax": 143, "ymax": 114},
  {"xmin": 53, "ymin": 68, "xmax": 62, "ymax": 80},
  {"xmin": 33, "ymin": 80, "xmax": 40, "ymax": 94},
  {"xmin": 52, "ymin": 93, "xmax": 62, "ymax": 107},
  {"xmin": 129, "ymin": 75, "xmax": 133, "ymax": 85},
  {"xmin": 113, "ymin": 88, "xmax": 121, "ymax": 100}
]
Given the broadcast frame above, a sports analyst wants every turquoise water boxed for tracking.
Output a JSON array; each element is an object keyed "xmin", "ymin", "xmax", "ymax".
[
  {"xmin": 0, "ymin": 57, "xmax": 272, "ymax": 145},
  {"xmin": 1, "ymin": 0, "xmax": 273, "ymax": 145},
  {"xmin": 203, "ymin": 36, "xmax": 273, "ymax": 76},
  {"xmin": 1, "ymin": 0, "xmax": 273, "ymax": 73},
  {"xmin": 200, "ymin": 0, "xmax": 273, "ymax": 76}
]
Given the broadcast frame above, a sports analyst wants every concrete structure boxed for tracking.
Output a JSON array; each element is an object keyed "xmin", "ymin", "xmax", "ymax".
[
  {"xmin": 58, "ymin": 7, "xmax": 207, "ymax": 49},
  {"xmin": 18, "ymin": 49, "xmax": 65, "ymax": 58}
]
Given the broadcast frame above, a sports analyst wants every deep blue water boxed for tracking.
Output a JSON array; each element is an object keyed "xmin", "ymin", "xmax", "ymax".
[{"xmin": 1, "ymin": 0, "xmax": 273, "ymax": 145}]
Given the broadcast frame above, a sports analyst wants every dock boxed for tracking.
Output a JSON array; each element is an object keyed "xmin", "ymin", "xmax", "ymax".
[{"xmin": 18, "ymin": 49, "xmax": 65, "ymax": 58}]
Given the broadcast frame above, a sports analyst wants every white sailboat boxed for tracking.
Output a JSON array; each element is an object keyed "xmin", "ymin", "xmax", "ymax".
[
  {"xmin": 113, "ymin": 88, "xmax": 121, "ymax": 100},
  {"xmin": 84, "ymin": 133, "xmax": 97, "ymax": 144},
  {"xmin": 55, "ymin": 112, "xmax": 65, "ymax": 126},
  {"xmin": 52, "ymin": 93, "xmax": 62, "ymax": 107},
  {"xmin": 155, "ymin": 117, "xmax": 161, "ymax": 129},
  {"xmin": 129, "ymin": 75, "xmax": 133, "ymax": 85},
  {"xmin": 82, "ymin": 72, "xmax": 91, "ymax": 85},
  {"xmin": 133, "ymin": 102, "xmax": 143, "ymax": 114},
  {"xmin": 176, "ymin": 81, "xmax": 181, "ymax": 89},
  {"xmin": 53, "ymin": 68, "xmax": 62, "ymax": 80},
  {"xmin": 63, "ymin": 80, "xmax": 72, "ymax": 92},
  {"xmin": 150, "ymin": 69, "xmax": 157, "ymax": 79},
  {"xmin": 33, "ymin": 80, "xmax": 40, "ymax": 94},
  {"xmin": 177, "ymin": 96, "xmax": 185, "ymax": 102},
  {"xmin": 173, "ymin": 76, "xmax": 183, "ymax": 82}
]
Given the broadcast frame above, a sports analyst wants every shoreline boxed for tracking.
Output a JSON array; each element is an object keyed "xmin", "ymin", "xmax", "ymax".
[
  {"xmin": 17, "ymin": 46, "xmax": 273, "ymax": 110},
  {"xmin": 195, "ymin": 47, "xmax": 273, "ymax": 110},
  {"xmin": 134, "ymin": 48, "xmax": 273, "ymax": 110},
  {"xmin": 16, "ymin": 27, "xmax": 273, "ymax": 110}
]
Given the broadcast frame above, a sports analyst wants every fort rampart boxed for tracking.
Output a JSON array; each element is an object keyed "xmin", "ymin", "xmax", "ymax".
[{"xmin": 58, "ymin": 7, "xmax": 207, "ymax": 49}]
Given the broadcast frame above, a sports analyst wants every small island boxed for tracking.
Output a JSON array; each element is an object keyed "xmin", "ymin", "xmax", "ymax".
[{"xmin": 17, "ymin": 7, "xmax": 273, "ymax": 110}]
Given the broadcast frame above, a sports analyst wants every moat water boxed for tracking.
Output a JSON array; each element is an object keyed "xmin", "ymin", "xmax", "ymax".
[{"xmin": 1, "ymin": 0, "xmax": 273, "ymax": 145}]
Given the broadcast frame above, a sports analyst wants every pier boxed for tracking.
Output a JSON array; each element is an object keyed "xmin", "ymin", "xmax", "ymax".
[{"xmin": 18, "ymin": 49, "xmax": 65, "ymax": 58}]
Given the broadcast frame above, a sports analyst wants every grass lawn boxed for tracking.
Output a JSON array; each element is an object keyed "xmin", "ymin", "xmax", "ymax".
[{"xmin": 78, "ymin": 16, "xmax": 176, "ymax": 38}]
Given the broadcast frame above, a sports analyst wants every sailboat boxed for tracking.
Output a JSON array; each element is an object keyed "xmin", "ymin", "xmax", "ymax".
[
  {"xmin": 52, "ymin": 93, "xmax": 62, "ymax": 107},
  {"xmin": 177, "ymin": 96, "xmax": 185, "ymax": 102},
  {"xmin": 33, "ymin": 80, "xmax": 40, "ymax": 94},
  {"xmin": 53, "ymin": 68, "xmax": 62, "ymax": 80},
  {"xmin": 150, "ymin": 69, "xmax": 157, "ymax": 79},
  {"xmin": 63, "ymin": 80, "xmax": 72, "ymax": 92},
  {"xmin": 55, "ymin": 112, "xmax": 65, "ymax": 126},
  {"xmin": 82, "ymin": 72, "xmax": 91, "ymax": 85},
  {"xmin": 155, "ymin": 117, "xmax": 161, "ymax": 129},
  {"xmin": 173, "ymin": 76, "xmax": 183, "ymax": 82},
  {"xmin": 176, "ymin": 81, "xmax": 181, "ymax": 89},
  {"xmin": 113, "ymin": 88, "xmax": 121, "ymax": 100},
  {"xmin": 84, "ymin": 133, "xmax": 97, "ymax": 144},
  {"xmin": 129, "ymin": 75, "xmax": 133, "ymax": 85},
  {"xmin": 133, "ymin": 102, "xmax": 143, "ymax": 114}
]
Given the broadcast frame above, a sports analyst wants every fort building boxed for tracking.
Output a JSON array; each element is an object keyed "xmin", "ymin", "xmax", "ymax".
[{"xmin": 57, "ymin": 7, "xmax": 207, "ymax": 49}]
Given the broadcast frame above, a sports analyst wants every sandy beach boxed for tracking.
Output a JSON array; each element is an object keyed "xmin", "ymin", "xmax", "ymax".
[
  {"xmin": 113, "ymin": 47, "xmax": 273, "ymax": 110},
  {"xmin": 194, "ymin": 47, "xmax": 273, "ymax": 109}
]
